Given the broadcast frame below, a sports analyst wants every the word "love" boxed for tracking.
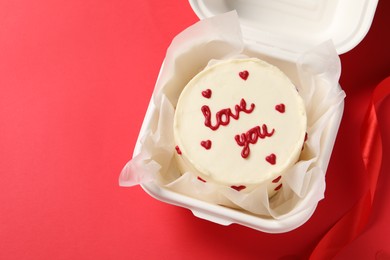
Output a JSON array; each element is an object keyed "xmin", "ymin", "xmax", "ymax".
[
  {"xmin": 235, "ymin": 124, "xmax": 275, "ymax": 158},
  {"xmin": 201, "ymin": 98, "xmax": 255, "ymax": 131}
]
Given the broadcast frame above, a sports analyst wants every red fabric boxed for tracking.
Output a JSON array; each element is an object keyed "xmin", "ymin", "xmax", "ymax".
[{"xmin": 310, "ymin": 77, "xmax": 390, "ymax": 259}]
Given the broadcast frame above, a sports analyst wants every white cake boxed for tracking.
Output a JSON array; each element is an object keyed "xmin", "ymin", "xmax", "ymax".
[{"xmin": 173, "ymin": 58, "xmax": 307, "ymax": 196}]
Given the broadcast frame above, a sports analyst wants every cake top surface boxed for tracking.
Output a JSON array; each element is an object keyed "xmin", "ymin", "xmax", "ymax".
[{"xmin": 173, "ymin": 58, "xmax": 306, "ymax": 186}]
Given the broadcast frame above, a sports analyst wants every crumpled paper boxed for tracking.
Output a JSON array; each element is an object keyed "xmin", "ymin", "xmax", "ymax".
[{"xmin": 119, "ymin": 11, "xmax": 346, "ymax": 220}]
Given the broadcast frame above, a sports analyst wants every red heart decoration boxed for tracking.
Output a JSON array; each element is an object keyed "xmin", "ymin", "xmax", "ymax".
[
  {"xmin": 274, "ymin": 183, "xmax": 283, "ymax": 191},
  {"xmin": 175, "ymin": 145, "xmax": 182, "ymax": 155},
  {"xmin": 202, "ymin": 89, "xmax": 212, "ymax": 98},
  {"xmin": 266, "ymin": 153, "xmax": 276, "ymax": 165},
  {"xmin": 200, "ymin": 140, "xmax": 212, "ymax": 150},
  {"xmin": 231, "ymin": 185, "xmax": 246, "ymax": 191},
  {"xmin": 272, "ymin": 175, "xmax": 281, "ymax": 183},
  {"xmin": 239, "ymin": 70, "xmax": 249, "ymax": 80},
  {"xmin": 275, "ymin": 103, "xmax": 285, "ymax": 113},
  {"xmin": 197, "ymin": 176, "xmax": 206, "ymax": 182}
]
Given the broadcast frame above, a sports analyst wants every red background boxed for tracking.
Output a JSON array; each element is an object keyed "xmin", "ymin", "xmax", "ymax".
[{"xmin": 1, "ymin": 1, "xmax": 389, "ymax": 259}]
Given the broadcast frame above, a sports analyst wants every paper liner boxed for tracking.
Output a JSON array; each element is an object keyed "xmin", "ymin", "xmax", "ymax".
[{"xmin": 119, "ymin": 11, "xmax": 346, "ymax": 220}]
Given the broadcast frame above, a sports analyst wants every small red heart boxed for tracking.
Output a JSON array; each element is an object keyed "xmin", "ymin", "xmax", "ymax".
[
  {"xmin": 266, "ymin": 153, "xmax": 276, "ymax": 165},
  {"xmin": 200, "ymin": 140, "xmax": 212, "ymax": 150},
  {"xmin": 239, "ymin": 70, "xmax": 249, "ymax": 80},
  {"xmin": 202, "ymin": 89, "xmax": 212, "ymax": 98},
  {"xmin": 275, "ymin": 103, "xmax": 285, "ymax": 113},
  {"xmin": 272, "ymin": 175, "xmax": 281, "ymax": 183},
  {"xmin": 274, "ymin": 183, "xmax": 283, "ymax": 191},
  {"xmin": 197, "ymin": 176, "xmax": 206, "ymax": 182},
  {"xmin": 175, "ymin": 145, "xmax": 182, "ymax": 155},
  {"xmin": 231, "ymin": 185, "xmax": 246, "ymax": 191}
]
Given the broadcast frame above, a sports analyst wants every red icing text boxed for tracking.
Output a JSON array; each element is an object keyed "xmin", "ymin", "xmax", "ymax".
[
  {"xmin": 201, "ymin": 98, "xmax": 255, "ymax": 131},
  {"xmin": 235, "ymin": 124, "xmax": 275, "ymax": 158}
]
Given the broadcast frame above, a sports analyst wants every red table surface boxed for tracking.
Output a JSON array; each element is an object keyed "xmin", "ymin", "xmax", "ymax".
[{"xmin": 1, "ymin": 1, "xmax": 389, "ymax": 259}]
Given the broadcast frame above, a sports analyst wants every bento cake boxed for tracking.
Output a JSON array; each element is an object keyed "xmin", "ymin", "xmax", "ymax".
[{"xmin": 173, "ymin": 58, "xmax": 307, "ymax": 196}]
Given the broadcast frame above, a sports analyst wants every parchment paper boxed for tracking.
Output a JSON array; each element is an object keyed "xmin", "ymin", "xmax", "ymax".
[{"xmin": 119, "ymin": 11, "xmax": 346, "ymax": 219}]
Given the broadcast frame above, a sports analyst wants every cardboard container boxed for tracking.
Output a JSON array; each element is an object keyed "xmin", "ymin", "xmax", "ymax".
[{"xmin": 125, "ymin": 0, "xmax": 378, "ymax": 233}]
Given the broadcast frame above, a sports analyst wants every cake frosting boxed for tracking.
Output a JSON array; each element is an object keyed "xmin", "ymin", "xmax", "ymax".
[{"xmin": 173, "ymin": 58, "xmax": 307, "ymax": 196}]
